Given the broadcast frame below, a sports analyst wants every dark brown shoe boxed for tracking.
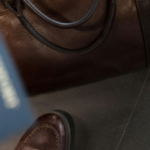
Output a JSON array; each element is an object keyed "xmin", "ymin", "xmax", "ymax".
[{"xmin": 15, "ymin": 111, "xmax": 72, "ymax": 150}]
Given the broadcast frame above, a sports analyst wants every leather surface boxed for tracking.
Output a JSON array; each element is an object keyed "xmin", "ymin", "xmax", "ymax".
[
  {"xmin": 22, "ymin": 0, "xmax": 100, "ymax": 28},
  {"xmin": 11, "ymin": 0, "xmax": 115, "ymax": 54},
  {"xmin": 135, "ymin": 0, "xmax": 150, "ymax": 66},
  {"xmin": 15, "ymin": 112, "xmax": 70, "ymax": 150},
  {"xmin": 0, "ymin": 0, "xmax": 147, "ymax": 94}
]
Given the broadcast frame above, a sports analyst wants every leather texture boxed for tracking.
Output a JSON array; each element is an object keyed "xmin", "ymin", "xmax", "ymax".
[
  {"xmin": 5, "ymin": 0, "xmax": 115, "ymax": 54},
  {"xmin": 0, "ymin": 0, "xmax": 148, "ymax": 94},
  {"xmin": 2, "ymin": 0, "xmax": 115, "ymax": 54},
  {"xmin": 135, "ymin": 0, "xmax": 150, "ymax": 66},
  {"xmin": 22, "ymin": 0, "xmax": 100, "ymax": 28},
  {"xmin": 14, "ymin": 112, "xmax": 71, "ymax": 150}
]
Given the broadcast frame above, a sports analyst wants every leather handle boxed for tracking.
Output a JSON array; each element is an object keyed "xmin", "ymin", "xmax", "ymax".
[
  {"xmin": 4, "ymin": 0, "xmax": 116, "ymax": 54},
  {"xmin": 22, "ymin": 0, "xmax": 100, "ymax": 28}
]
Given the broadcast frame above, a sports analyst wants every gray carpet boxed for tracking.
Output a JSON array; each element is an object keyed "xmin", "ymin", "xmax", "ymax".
[{"xmin": 0, "ymin": 69, "xmax": 150, "ymax": 150}]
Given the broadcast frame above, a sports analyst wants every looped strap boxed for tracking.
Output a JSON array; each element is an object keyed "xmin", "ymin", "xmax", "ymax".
[{"xmin": 2, "ymin": 0, "xmax": 116, "ymax": 54}]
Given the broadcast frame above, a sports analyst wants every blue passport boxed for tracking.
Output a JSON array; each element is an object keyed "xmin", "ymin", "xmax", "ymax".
[{"xmin": 0, "ymin": 35, "xmax": 34, "ymax": 141}]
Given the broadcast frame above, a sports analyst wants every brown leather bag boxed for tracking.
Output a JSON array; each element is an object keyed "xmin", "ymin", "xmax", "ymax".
[{"xmin": 0, "ymin": 0, "xmax": 149, "ymax": 95}]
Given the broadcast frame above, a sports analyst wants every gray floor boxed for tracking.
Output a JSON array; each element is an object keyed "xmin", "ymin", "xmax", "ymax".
[{"xmin": 1, "ymin": 68, "xmax": 150, "ymax": 150}]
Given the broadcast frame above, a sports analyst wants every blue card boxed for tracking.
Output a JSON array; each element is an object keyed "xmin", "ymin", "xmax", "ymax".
[{"xmin": 0, "ymin": 35, "xmax": 34, "ymax": 141}]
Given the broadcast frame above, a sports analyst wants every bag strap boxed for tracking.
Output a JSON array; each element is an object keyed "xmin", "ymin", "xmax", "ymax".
[
  {"xmin": 135, "ymin": 0, "xmax": 150, "ymax": 66},
  {"xmin": 3, "ymin": 0, "xmax": 115, "ymax": 54},
  {"xmin": 22, "ymin": 0, "xmax": 100, "ymax": 28}
]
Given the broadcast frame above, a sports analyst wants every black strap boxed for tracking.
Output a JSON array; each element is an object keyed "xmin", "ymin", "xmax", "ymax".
[
  {"xmin": 135, "ymin": 0, "xmax": 150, "ymax": 66},
  {"xmin": 22, "ymin": 0, "xmax": 100, "ymax": 28},
  {"xmin": 3, "ymin": 0, "xmax": 115, "ymax": 54}
]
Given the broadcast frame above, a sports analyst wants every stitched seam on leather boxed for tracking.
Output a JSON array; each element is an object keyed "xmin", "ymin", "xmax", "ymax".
[
  {"xmin": 20, "ymin": 124, "xmax": 60, "ymax": 150},
  {"xmin": 135, "ymin": 0, "xmax": 149, "ymax": 65},
  {"xmin": 40, "ymin": 112, "xmax": 70, "ymax": 150},
  {"xmin": 0, "ymin": 0, "xmax": 53, "ymax": 16}
]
